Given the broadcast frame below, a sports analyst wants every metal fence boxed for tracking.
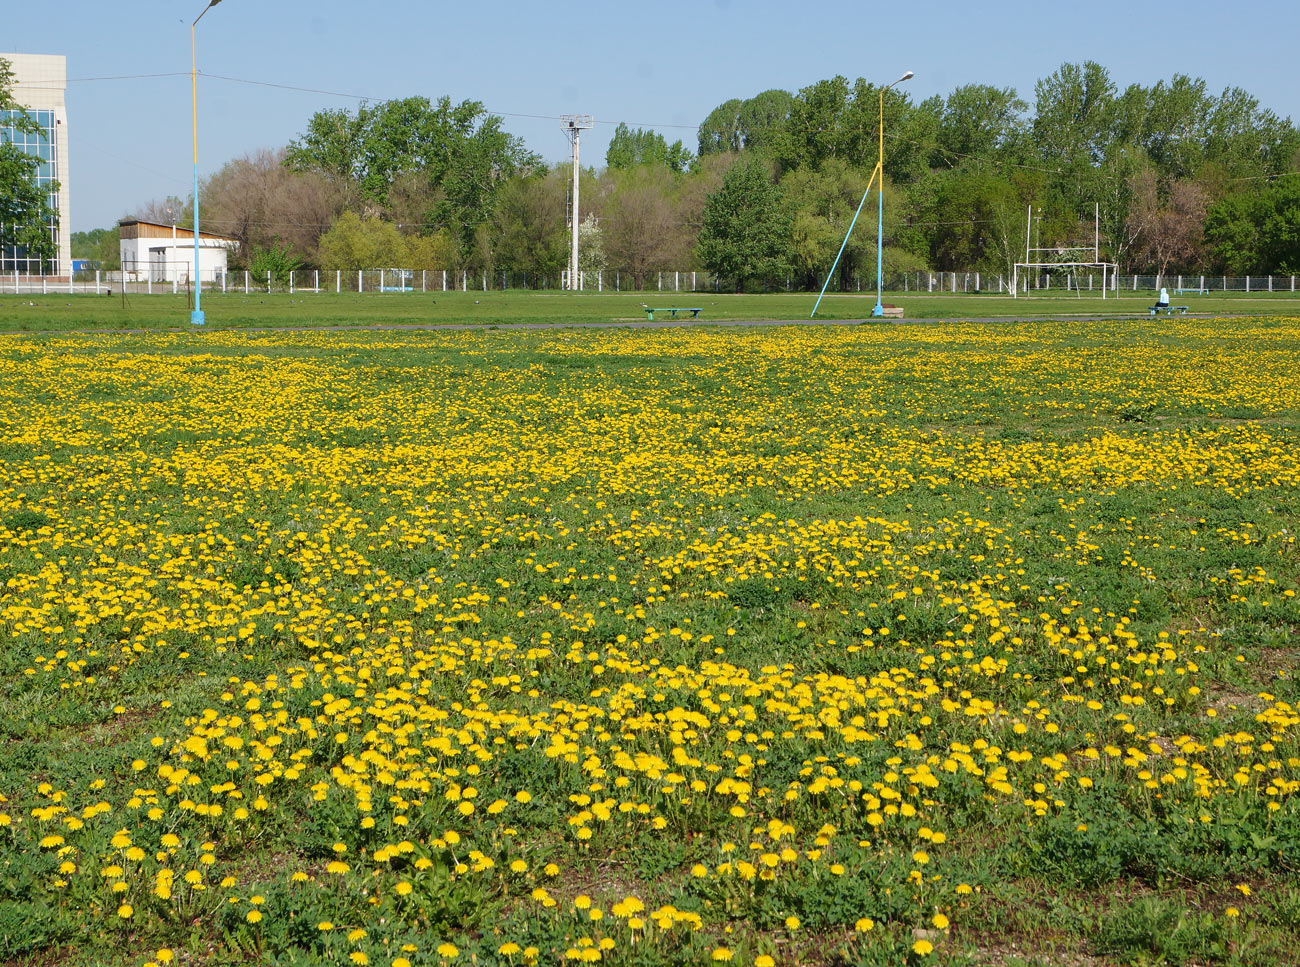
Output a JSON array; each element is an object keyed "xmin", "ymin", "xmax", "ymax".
[{"xmin": 5, "ymin": 268, "xmax": 1300, "ymax": 296}]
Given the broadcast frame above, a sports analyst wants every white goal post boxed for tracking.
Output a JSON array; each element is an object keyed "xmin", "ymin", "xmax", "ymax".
[{"xmin": 1011, "ymin": 204, "xmax": 1116, "ymax": 299}]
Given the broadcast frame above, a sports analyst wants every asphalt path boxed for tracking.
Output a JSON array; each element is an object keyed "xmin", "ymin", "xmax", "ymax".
[{"xmin": 9, "ymin": 311, "xmax": 1249, "ymax": 338}]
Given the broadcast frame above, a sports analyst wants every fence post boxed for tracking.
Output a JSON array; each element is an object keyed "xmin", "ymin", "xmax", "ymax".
[
  {"xmin": 358, "ymin": 270, "xmax": 363, "ymax": 292},
  {"xmin": 95, "ymin": 270, "xmax": 100, "ymax": 295},
  {"xmin": 1269, "ymin": 275, "xmax": 1273, "ymax": 292},
  {"xmin": 675, "ymin": 271, "xmax": 679, "ymax": 292},
  {"xmin": 693, "ymin": 271, "xmax": 696, "ymax": 291},
  {"xmin": 658, "ymin": 272, "xmax": 662, "ymax": 291},
  {"xmin": 1246, "ymin": 276, "xmax": 1250, "ymax": 293},
  {"xmin": 442, "ymin": 270, "xmax": 446, "ymax": 292},
  {"xmin": 1200, "ymin": 275, "xmax": 1204, "ymax": 292},
  {"xmin": 267, "ymin": 272, "xmax": 272, "ymax": 294},
  {"xmin": 172, "ymin": 275, "xmax": 177, "ymax": 295},
  {"xmin": 289, "ymin": 271, "xmax": 294, "ymax": 294},
  {"xmin": 598, "ymin": 270, "xmax": 602, "ymax": 292}
]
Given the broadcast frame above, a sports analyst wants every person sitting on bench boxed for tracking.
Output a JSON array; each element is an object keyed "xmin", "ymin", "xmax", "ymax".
[{"xmin": 1156, "ymin": 287, "xmax": 1170, "ymax": 309}]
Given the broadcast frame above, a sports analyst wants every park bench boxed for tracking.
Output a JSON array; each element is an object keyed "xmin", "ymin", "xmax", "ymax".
[
  {"xmin": 1148, "ymin": 304, "xmax": 1190, "ymax": 316},
  {"xmin": 640, "ymin": 304, "xmax": 702, "ymax": 321},
  {"xmin": 1174, "ymin": 287, "xmax": 1208, "ymax": 295}
]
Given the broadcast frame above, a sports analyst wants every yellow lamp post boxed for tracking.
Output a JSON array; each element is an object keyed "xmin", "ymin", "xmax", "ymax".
[
  {"xmin": 871, "ymin": 70, "xmax": 913, "ymax": 318},
  {"xmin": 190, "ymin": 0, "xmax": 222, "ymax": 325}
]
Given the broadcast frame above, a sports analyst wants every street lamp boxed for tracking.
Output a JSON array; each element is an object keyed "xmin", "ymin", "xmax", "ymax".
[
  {"xmin": 871, "ymin": 70, "xmax": 912, "ymax": 318},
  {"xmin": 190, "ymin": 0, "xmax": 222, "ymax": 325}
]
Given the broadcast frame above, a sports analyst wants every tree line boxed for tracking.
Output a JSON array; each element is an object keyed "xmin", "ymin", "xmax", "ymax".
[{"xmin": 73, "ymin": 61, "xmax": 1300, "ymax": 288}]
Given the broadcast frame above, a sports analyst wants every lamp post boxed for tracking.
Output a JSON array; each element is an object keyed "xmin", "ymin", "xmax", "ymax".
[
  {"xmin": 871, "ymin": 69, "xmax": 913, "ymax": 318},
  {"xmin": 190, "ymin": 0, "xmax": 222, "ymax": 325}
]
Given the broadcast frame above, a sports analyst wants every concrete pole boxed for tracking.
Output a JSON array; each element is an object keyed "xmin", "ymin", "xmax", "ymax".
[{"xmin": 570, "ymin": 130, "xmax": 581, "ymax": 291}]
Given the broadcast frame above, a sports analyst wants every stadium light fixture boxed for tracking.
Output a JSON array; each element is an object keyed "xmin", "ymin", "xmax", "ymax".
[
  {"xmin": 872, "ymin": 70, "xmax": 913, "ymax": 318},
  {"xmin": 189, "ymin": 0, "xmax": 223, "ymax": 324}
]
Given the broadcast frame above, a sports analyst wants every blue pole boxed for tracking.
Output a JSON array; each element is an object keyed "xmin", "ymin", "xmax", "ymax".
[
  {"xmin": 810, "ymin": 164, "xmax": 879, "ymax": 318},
  {"xmin": 872, "ymin": 173, "xmax": 884, "ymax": 317}
]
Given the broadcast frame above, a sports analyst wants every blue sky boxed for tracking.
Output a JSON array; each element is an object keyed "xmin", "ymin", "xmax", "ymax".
[{"xmin": 6, "ymin": 0, "xmax": 1300, "ymax": 232}]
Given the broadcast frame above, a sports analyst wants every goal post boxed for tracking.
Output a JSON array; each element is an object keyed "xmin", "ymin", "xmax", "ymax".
[
  {"xmin": 1011, "ymin": 203, "xmax": 1115, "ymax": 298},
  {"xmin": 1012, "ymin": 261, "xmax": 1116, "ymax": 298}
]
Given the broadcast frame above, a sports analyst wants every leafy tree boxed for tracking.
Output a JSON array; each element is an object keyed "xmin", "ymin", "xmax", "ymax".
[
  {"xmin": 922, "ymin": 167, "xmax": 1024, "ymax": 276},
  {"xmin": 1205, "ymin": 174, "xmax": 1300, "ymax": 274},
  {"xmin": 490, "ymin": 169, "xmax": 568, "ymax": 279},
  {"xmin": 577, "ymin": 215, "xmax": 606, "ymax": 276},
  {"xmin": 697, "ymin": 158, "xmax": 790, "ymax": 291},
  {"xmin": 248, "ymin": 240, "xmax": 302, "ymax": 285},
  {"xmin": 782, "ymin": 159, "xmax": 874, "ymax": 289},
  {"xmin": 601, "ymin": 165, "xmax": 688, "ymax": 289},
  {"xmin": 201, "ymin": 148, "xmax": 347, "ymax": 267},
  {"xmin": 936, "ymin": 85, "xmax": 1027, "ymax": 162},
  {"xmin": 286, "ymin": 96, "xmax": 538, "ymax": 265},
  {"xmin": 1125, "ymin": 170, "xmax": 1209, "ymax": 278},
  {"xmin": 0, "ymin": 58, "xmax": 59, "ymax": 270},
  {"xmin": 697, "ymin": 90, "xmax": 793, "ymax": 156},
  {"xmin": 1033, "ymin": 61, "xmax": 1117, "ymax": 164},
  {"xmin": 606, "ymin": 124, "xmax": 692, "ymax": 173},
  {"xmin": 698, "ymin": 99, "xmax": 744, "ymax": 155},
  {"xmin": 71, "ymin": 227, "xmax": 121, "ymax": 270},
  {"xmin": 317, "ymin": 212, "xmax": 408, "ymax": 270}
]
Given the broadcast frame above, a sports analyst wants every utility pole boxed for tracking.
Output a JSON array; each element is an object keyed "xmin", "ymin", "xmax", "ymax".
[{"xmin": 560, "ymin": 115, "xmax": 593, "ymax": 291}]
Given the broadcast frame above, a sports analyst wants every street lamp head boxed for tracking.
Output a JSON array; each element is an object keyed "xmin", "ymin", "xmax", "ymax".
[{"xmin": 893, "ymin": 70, "xmax": 914, "ymax": 86}]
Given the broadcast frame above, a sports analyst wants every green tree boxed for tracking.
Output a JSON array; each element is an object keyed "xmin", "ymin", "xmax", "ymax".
[
  {"xmin": 286, "ymin": 96, "xmax": 539, "ymax": 265},
  {"xmin": 922, "ymin": 167, "xmax": 1024, "ymax": 275},
  {"xmin": 71, "ymin": 226, "xmax": 121, "ymax": 270},
  {"xmin": 1033, "ymin": 61, "xmax": 1118, "ymax": 164},
  {"xmin": 782, "ymin": 159, "xmax": 875, "ymax": 289},
  {"xmin": 697, "ymin": 90, "xmax": 793, "ymax": 156},
  {"xmin": 0, "ymin": 57, "xmax": 59, "ymax": 270},
  {"xmin": 317, "ymin": 212, "xmax": 408, "ymax": 270},
  {"xmin": 606, "ymin": 124, "xmax": 692, "ymax": 173},
  {"xmin": 936, "ymin": 85, "xmax": 1027, "ymax": 162},
  {"xmin": 490, "ymin": 169, "xmax": 569, "ymax": 279},
  {"xmin": 697, "ymin": 158, "xmax": 790, "ymax": 291},
  {"xmin": 1205, "ymin": 174, "xmax": 1300, "ymax": 274}
]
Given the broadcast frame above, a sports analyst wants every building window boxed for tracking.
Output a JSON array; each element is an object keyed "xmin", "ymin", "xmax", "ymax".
[{"xmin": 0, "ymin": 108, "xmax": 60, "ymax": 275}]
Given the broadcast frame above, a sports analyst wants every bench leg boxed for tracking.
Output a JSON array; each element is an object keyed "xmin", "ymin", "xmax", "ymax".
[
  {"xmin": 644, "ymin": 311, "xmax": 654, "ymax": 321},
  {"xmin": 691, "ymin": 310, "xmax": 700, "ymax": 318}
]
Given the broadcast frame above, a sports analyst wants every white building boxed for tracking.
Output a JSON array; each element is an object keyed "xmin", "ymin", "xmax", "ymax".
[
  {"xmin": 2, "ymin": 53, "xmax": 71, "ymax": 277},
  {"xmin": 118, "ymin": 219, "xmax": 235, "ymax": 283}
]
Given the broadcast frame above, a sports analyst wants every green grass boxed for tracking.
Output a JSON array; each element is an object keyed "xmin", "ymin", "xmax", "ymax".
[
  {"xmin": 0, "ymin": 319, "xmax": 1297, "ymax": 965},
  {"xmin": 3, "ymin": 288, "xmax": 1300, "ymax": 331}
]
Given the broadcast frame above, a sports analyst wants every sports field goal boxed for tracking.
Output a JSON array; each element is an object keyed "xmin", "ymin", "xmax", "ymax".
[{"xmin": 1011, "ymin": 204, "xmax": 1116, "ymax": 299}]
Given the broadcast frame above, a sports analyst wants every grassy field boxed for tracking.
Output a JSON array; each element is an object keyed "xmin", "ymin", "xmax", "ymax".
[
  {"xmin": 0, "ymin": 317, "xmax": 1298, "ymax": 966},
  {"xmin": 3, "ymin": 288, "xmax": 1300, "ymax": 331}
]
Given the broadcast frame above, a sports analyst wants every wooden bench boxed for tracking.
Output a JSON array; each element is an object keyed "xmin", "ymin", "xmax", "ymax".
[
  {"xmin": 1148, "ymin": 304, "xmax": 1190, "ymax": 316},
  {"xmin": 641, "ymin": 304, "xmax": 702, "ymax": 321}
]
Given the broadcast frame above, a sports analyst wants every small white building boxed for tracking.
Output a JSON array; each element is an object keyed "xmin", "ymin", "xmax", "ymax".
[{"xmin": 118, "ymin": 219, "xmax": 235, "ymax": 283}]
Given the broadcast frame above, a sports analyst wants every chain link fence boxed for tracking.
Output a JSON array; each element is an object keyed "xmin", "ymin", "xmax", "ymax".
[{"xmin": 6, "ymin": 268, "xmax": 1300, "ymax": 296}]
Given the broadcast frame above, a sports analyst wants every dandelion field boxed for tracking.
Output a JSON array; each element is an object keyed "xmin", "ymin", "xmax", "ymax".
[{"xmin": 1, "ymin": 318, "xmax": 1298, "ymax": 967}]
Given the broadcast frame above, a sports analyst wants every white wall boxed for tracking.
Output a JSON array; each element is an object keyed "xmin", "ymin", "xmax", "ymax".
[{"xmin": 120, "ymin": 237, "xmax": 231, "ymax": 283}]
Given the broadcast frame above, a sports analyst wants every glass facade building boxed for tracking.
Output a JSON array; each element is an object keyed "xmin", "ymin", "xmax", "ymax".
[
  {"xmin": 1, "ymin": 53, "xmax": 70, "ymax": 278},
  {"xmin": 0, "ymin": 108, "xmax": 61, "ymax": 275}
]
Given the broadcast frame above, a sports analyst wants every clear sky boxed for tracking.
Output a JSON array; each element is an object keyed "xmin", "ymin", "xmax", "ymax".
[{"xmin": 6, "ymin": 0, "xmax": 1299, "ymax": 232}]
